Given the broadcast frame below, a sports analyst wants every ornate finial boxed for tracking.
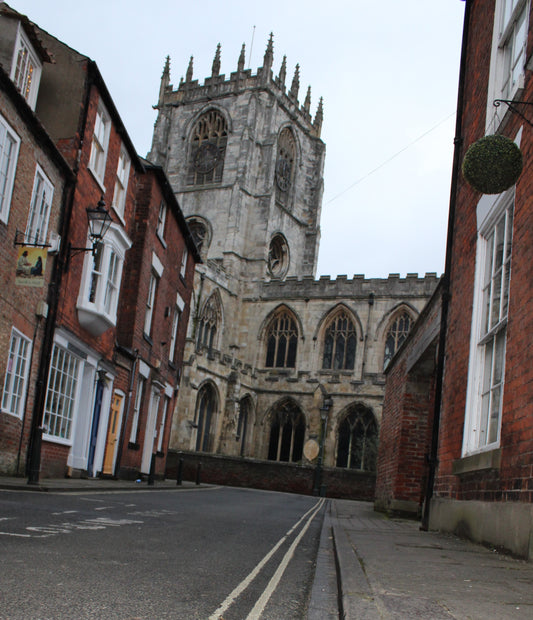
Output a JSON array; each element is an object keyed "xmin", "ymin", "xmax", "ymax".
[
  {"xmin": 278, "ymin": 55, "xmax": 287, "ymax": 86},
  {"xmin": 162, "ymin": 55, "xmax": 170, "ymax": 79},
  {"xmin": 263, "ymin": 32, "xmax": 274, "ymax": 70},
  {"xmin": 186, "ymin": 56, "xmax": 193, "ymax": 82},
  {"xmin": 289, "ymin": 64, "xmax": 300, "ymax": 100},
  {"xmin": 238, "ymin": 43, "xmax": 246, "ymax": 72},
  {"xmin": 313, "ymin": 97, "xmax": 324, "ymax": 136},
  {"xmin": 158, "ymin": 55, "xmax": 171, "ymax": 104},
  {"xmin": 303, "ymin": 86, "xmax": 311, "ymax": 113},
  {"xmin": 212, "ymin": 43, "xmax": 221, "ymax": 77}
]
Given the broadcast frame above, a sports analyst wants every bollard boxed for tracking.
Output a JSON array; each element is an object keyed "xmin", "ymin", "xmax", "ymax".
[
  {"xmin": 147, "ymin": 453, "xmax": 156, "ymax": 486},
  {"xmin": 195, "ymin": 462, "xmax": 201, "ymax": 485},
  {"xmin": 176, "ymin": 458, "xmax": 183, "ymax": 486}
]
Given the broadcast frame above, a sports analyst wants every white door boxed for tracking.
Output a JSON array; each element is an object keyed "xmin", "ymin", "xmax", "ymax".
[{"xmin": 141, "ymin": 387, "xmax": 160, "ymax": 473}]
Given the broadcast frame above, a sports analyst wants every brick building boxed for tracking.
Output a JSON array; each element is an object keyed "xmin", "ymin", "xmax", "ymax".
[
  {"xmin": 0, "ymin": 51, "xmax": 71, "ymax": 475},
  {"xmin": 0, "ymin": 4, "xmax": 198, "ymax": 480},
  {"xmin": 115, "ymin": 161, "xmax": 198, "ymax": 479},
  {"xmin": 377, "ymin": 0, "xmax": 533, "ymax": 559}
]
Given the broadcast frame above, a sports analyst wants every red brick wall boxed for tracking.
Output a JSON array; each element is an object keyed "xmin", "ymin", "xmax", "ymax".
[
  {"xmin": 116, "ymin": 168, "xmax": 196, "ymax": 476},
  {"xmin": 436, "ymin": 0, "xmax": 533, "ymax": 504},
  {"xmin": 0, "ymin": 85, "xmax": 67, "ymax": 475},
  {"xmin": 375, "ymin": 284, "xmax": 441, "ymax": 514}
]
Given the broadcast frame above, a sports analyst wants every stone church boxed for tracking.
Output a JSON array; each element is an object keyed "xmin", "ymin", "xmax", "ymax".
[{"xmin": 147, "ymin": 36, "xmax": 438, "ymax": 485}]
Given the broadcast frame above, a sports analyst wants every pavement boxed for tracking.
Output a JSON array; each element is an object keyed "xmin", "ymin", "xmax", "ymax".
[
  {"xmin": 308, "ymin": 498, "xmax": 533, "ymax": 620},
  {"xmin": 1, "ymin": 476, "xmax": 532, "ymax": 619},
  {"xmin": 0, "ymin": 474, "xmax": 203, "ymax": 493}
]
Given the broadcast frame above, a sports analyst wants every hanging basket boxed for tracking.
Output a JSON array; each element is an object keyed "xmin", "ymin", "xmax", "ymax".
[{"xmin": 462, "ymin": 134, "xmax": 523, "ymax": 194}]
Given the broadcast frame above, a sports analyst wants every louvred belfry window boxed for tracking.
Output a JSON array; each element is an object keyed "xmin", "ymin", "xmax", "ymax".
[
  {"xmin": 275, "ymin": 128, "xmax": 296, "ymax": 206},
  {"xmin": 187, "ymin": 110, "xmax": 228, "ymax": 186}
]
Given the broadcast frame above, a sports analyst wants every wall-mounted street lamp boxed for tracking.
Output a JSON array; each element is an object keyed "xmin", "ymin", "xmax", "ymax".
[
  {"xmin": 313, "ymin": 394, "xmax": 333, "ymax": 496},
  {"xmin": 66, "ymin": 197, "xmax": 112, "ymax": 265}
]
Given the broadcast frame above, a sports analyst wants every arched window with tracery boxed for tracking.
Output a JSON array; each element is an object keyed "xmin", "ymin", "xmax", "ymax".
[
  {"xmin": 187, "ymin": 217, "xmax": 210, "ymax": 256},
  {"xmin": 267, "ymin": 400, "xmax": 305, "ymax": 462},
  {"xmin": 197, "ymin": 293, "xmax": 221, "ymax": 353},
  {"xmin": 383, "ymin": 311, "xmax": 413, "ymax": 369},
  {"xmin": 336, "ymin": 405, "xmax": 378, "ymax": 472},
  {"xmin": 187, "ymin": 110, "xmax": 228, "ymax": 186},
  {"xmin": 275, "ymin": 127, "xmax": 296, "ymax": 206},
  {"xmin": 195, "ymin": 383, "xmax": 217, "ymax": 452},
  {"xmin": 268, "ymin": 234, "xmax": 289, "ymax": 279},
  {"xmin": 265, "ymin": 309, "xmax": 298, "ymax": 368},
  {"xmin": 322, "ymin": 310, "xmax": 357, "ymax": 370}
]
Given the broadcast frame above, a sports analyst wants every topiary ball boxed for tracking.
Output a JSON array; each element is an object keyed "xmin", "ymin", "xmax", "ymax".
[{"xmin": 462, "ymin": 134, "xmax": 523, "ymax": 194}]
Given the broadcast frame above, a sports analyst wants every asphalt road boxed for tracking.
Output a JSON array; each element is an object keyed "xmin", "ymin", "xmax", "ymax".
[{"xmin": 0, "ymin": 486, "xmax": 325, "ymax": 619}]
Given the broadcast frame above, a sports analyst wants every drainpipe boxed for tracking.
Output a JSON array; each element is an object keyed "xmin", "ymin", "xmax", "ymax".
[
  {"xmin": 26, "ymin": 179, "xmax": 75, "ymax": 483},
  {"xmin": 27, "ymin": 68, "xmax": 94, "ymax": 484},
  {"xmin": 421, "ymin": 0, "xmax": 471, "ymax": 530}
]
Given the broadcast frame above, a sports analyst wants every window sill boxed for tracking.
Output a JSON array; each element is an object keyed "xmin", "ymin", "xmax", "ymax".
[
  {"xmin": 42, "ymin": 433, "xmax": 72, "ymax": 447},
  {"xmin": 143, "ymin": 333, "xmax": 153, "ymax": 346},
  {"xmin": 128, "ymin": 442, "xmax": 140, "ymax": 451},
  {"xmin": 452, "ymin": 448, "xmax": 501, "ymax": 476}
]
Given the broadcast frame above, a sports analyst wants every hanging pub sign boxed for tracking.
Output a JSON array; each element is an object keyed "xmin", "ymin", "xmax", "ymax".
[{"xmin": 15, "ymin": 246, "xmax": 46, "ymax": 287}]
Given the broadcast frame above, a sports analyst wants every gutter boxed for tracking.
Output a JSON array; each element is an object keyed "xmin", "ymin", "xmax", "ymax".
[{"xmin": 421, "ymin": 0, "xmax": 471, "ymax": 530}]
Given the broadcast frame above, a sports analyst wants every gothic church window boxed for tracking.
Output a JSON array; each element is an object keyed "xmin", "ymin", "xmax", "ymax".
[
  {"xmin": 336, "ymin": 405, "xmax": 378, "ymax": 472},
  {"xmin": 265, "ymin": 309, "xmax": 298, "ymax": 368},
  {"xmin": 187, "ymin": 217, "xmax": 210, "ymax": 256},
  {"xmin": 187, "ymin": 110, "xmax": 228, "ymax": 186},
  {"xmin": 197, "ymin": 293, "xmax": 221, "ymax": 353},
  {"xmin": 267, "ymin": 400, "xmax": 305, "ymax": 462},
  {"xmin": 322, "ymin": 310, "xmax": 357, "ymax": 370},
  {"xmin": 268, "ymin": 234, "xmax": 289, "ymax": 278},
  {"xmin": 195, "ymin": 383, "xmax": 217, "ymax": 452},
  {"xmin": 275, "ymin": 128, "xmax": 296, "ymax": 206},
  {"xmin": 383, "ymin": 311, "xmax": 413, "ymax": 369}
]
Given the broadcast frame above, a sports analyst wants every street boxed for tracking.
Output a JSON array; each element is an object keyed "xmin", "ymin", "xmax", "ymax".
[{"xmin": 0, "ymin": 486, "xmax": 324, "ymax": 619}]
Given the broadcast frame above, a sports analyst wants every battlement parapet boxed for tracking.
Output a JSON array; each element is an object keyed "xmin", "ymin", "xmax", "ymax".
[{"xmin": 259, "ymin": 272, "xmax": 440, "ymax": 300}]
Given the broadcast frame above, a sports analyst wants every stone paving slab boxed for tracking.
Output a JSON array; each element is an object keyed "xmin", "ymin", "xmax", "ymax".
[{"xmin": 331, "ymin": 499, "xmax": 533, "ymax": 620}]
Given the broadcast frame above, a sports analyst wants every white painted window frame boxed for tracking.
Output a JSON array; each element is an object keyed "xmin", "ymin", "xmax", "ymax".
[
  {"xmin": 10, "ymin": 25, "xmax": 42, "ymax": 110},
  {"xmin": 168, "ymin": 293, "xmax": 185, "ymax": 363},
  {"xmin": 89, "ymin": 100, "xmax": 111, "ymax": 189},
  {"xmin": 25, "ymin": 164, "xmax": 54, "ymax": 245},
  {"xmin": 462, "ymin": 188, "xmax": 515, "ymax": 456},
  {"xmin": 1, "ymin": 327, "xmax": 32, "ymax": 418},
  {"xmin": 486, "ymin": 0, "xmax": 531, "ymax": 132},
  {"xmin": 77, "ymin": 224, "xmax": 131, "ymax": 334},
  {"xmin": 112, "ymin": 144, "xmax": 130, "ymax": 220},
  {"xmin": 0, "ymin": 112, "xmax": 21, "ymax": 224},
  {"xmin": 42, "ymin": 343, "xmax": 83, "ymax": 444},
  {"xmin": 156, "ymin": 201, "xmax": 167, "ymax": 243}
]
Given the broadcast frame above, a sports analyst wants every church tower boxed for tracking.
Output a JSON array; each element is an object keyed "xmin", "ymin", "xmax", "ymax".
[
  {"xmin": 148, "ymin": 35, "xmax": 325, "ymax": 284},
  {"xmin": 149, "ymin": 36, "xmax": 437, "ymax": 480}
]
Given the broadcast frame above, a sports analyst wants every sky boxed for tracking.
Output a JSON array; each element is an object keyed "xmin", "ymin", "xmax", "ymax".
[{"xmin": 7, "ymin": 0, "xmax": 466, "ymax": 279}]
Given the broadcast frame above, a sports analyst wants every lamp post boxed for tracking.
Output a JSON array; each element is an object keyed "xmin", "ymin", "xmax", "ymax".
[
  {"xmin": 313, "ymin": 395, "xmax": 332, "ymax": 496},
  {"xmin": 27, "ymin": 197, "xmax": 112, "ymax": 485}
]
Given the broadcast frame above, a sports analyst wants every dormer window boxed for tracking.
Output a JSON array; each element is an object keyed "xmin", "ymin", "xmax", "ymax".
[{"xmin": 11, "ymin": 25, "xmax": 42, "ymax": 110}]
